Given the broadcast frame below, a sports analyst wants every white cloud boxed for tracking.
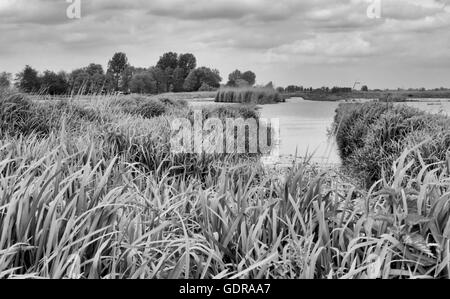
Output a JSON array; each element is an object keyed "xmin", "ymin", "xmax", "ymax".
[{"xmin": 0, "ymin": 0, "xmax": 449, "ymax": 88}]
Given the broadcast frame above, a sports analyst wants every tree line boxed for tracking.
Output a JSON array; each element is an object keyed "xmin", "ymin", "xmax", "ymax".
[{"xmin": 2, "ymin": 52, "xmax": 258, "ymax": 95}]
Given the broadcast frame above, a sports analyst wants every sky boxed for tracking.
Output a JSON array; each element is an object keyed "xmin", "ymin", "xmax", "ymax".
[{"xmin": 0, "ymin": 0, "xmax": 449, "ymax": 89}]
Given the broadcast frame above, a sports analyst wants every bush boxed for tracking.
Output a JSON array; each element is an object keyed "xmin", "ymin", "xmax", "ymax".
[
  {"xmin": 109, "ymin": 96, "xmax": 189, "ymax": 119},
  {"xmin": 198, "ymin": 82, "xmax": 215, "ymax": 92},
  {"xmin": 334, "ymin": 102, "xmax": 450, "ymax": 185},
  {"xmin": 138, "ymin": 99, "xmax": 167, "ymax": 118}
]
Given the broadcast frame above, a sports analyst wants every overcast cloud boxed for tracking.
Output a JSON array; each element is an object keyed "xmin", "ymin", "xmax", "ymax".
[{"xmin": 0, "ymin": 0, "xmax": 449, "ymax": 88}]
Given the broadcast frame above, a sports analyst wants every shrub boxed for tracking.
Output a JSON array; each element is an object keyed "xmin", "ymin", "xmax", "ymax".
[
  {"xmin": 198, "ymin": 82, "xmax": 215, "ymax": 92},
  {"xmin": 334, "ymin": 102, "xmax": 450, "ymax": 185}
]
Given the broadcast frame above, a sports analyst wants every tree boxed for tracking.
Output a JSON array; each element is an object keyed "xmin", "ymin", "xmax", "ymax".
[
  {"xmin": 172, "ymin": 67, "xmax": 186, "ymax": 92},
  {"xmin": 69, "ymin": 68, "xmax": 90, "ymax": 94},
  {"xmin": 107, "ymin": 52, "xmax": 129, "ymax": 91},
  {"xmin": 130, "ymin": 71, "xmax": 158, "ymax": 94},
  {"xmin": 184, "ymin": 67, "xmax": 222, "ymax": 92},
  {"xmin": 178, "ymin": 53, "xmax": 197, "ymax": 72},
  {"xmin": 69, "ymin": 64, "xmax": 107, "ymax": 95},
  {"xmin": 156, "ymin": 52, "xmax": 178, "ymax": 71},
  {"xmin": 0, "ymin": 72, "xmax": 12, "ymax": 89},
  {"xmin": 119, "ymin": 66, "xmax": 134, "ymax": 93},
  {"xmin": 241, "ymin": 71, "xmax": 256, "ymax": 86},
  {"xmin": 198, "ymin": 82, "xmax": 214, "ymax": 91},
  {"xmin": 227, "ymin": 70, "xmax": 242, "ymax": 86},
  {"xmin": 15, "ymin": 65, "xmax": 41, "ymax": 93},
  {"xmin": 227, "ymin": 69, "xmax": 256, "ymax": 87},
  {"xmin": 148, "ymin": 67, "xmax": 168, "ymax": 93},
  {"xmin": 85, "ymin": 63, "xmax": 104, "ymax": 76},
  {"xmin": 40, "ymin": 70, "xmax": 69, "ymax": 95},
  {"xmin": 235, "ymin": 79, "xmax": 250, "ymax": 88},
  {"xmin": 361, "ymin": 85, "xmax": 369, "ymax": 92},
  {"xmin": 164, "ymin": 67, "xmax": 175, "ymax": 92}
]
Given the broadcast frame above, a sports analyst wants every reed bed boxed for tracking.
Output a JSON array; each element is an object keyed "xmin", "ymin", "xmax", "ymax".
[
  {"xmin": 333, "ymin": 102, "xmax": 450, "ymax": 186},
  {"xmin": 1, "ymin": 93, "xmax": 450, "ymax": 279},
  {"xmin": 215, "ymin": 87, "xmax": 285, "ymax": 104}
]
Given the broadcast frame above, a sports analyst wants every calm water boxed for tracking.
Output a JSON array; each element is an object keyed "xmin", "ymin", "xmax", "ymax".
[
  {"xmin": 259, "ymin": 98, "xmax": 450, "ymax": 165},
  {"xmin": 259, "ymin": 98, "xmax": 341, "ymax": 164}
]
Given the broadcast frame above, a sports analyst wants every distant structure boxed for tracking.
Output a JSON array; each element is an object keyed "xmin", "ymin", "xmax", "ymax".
[{"xmin": 352, "ymin": 81, "xmax": 361, "ymax": 90}]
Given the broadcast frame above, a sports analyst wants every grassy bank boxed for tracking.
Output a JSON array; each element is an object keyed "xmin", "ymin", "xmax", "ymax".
[
  {"xmin": 1, "ymin": 93, "xmax": 450, "ymax": 279},
  {"xmin": 215, "ymin": 87, "xmax": 285, "ymax": 104},
  {"xmin": 289, "ymin": 90, "xmax": 450, "ymax": 102},
  {"xmin": 333, "ymin": 102, "xmax": 450, "ymax": 186}
]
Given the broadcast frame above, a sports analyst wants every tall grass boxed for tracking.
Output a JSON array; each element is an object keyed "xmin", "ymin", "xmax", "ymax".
[
  {"xmin": 215, "ymin": 87, "xmax": 285, "ymax": 104},
  {"xmin": 333, "ymin": 102, "xmax": 450, "ymax": 186},
  {"xmin": 1, "ymin": 94, "xmax": 450, "ymax": 279}
]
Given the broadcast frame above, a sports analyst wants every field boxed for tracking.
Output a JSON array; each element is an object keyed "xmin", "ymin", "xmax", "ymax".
[
  {"xmin": 1, "ymin": 91, "xmax": 450, "ymax": 279},
  {"xmin": 288, "ymin": 90, "xmax": 450, "ymax": 102}
]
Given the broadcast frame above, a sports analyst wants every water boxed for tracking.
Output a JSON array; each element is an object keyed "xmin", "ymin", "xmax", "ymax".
[
  {"xmin": 259, "ymin": 98, "xmax": 341, "ymax": 164},
  {"xmin": 259, "ymin": 98, "xmax": 450, "ymax": 166}
]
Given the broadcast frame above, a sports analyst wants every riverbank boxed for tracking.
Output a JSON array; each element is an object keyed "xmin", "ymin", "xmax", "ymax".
[{"xmin": 286, "ymin": 89, "xmax": 450, "ymax": 102}]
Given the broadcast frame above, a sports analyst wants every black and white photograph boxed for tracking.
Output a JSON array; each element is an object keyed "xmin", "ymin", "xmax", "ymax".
[{"xmin": 0, "ymin": 0, "xmax": 450, "ymax": 283}]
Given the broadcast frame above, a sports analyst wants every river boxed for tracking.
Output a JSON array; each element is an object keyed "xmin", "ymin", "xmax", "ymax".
[{"xmin": 259, "ymin": 98, "xmax": 450, "ymax": 165}]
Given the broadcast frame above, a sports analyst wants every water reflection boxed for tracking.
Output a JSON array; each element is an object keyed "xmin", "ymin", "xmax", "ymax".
[{"xmin": 259, "ymin": 98, "xmax": 341, "ymax": 164}]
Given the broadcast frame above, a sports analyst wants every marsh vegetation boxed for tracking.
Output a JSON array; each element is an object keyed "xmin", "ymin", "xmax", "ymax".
[{"xmin": 0, "ymin": 90, "xmax": 449, "ymax": 279}]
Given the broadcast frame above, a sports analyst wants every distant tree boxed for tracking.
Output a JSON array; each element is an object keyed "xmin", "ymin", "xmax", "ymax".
[
  {"xmin": 227, "ymin": 70, "xmax": 242, "ymax": 86},
  {"xmin": 0, "ymin": 72, "xmax": 12, "ymax": 89},
  {"xmin": 15, "ymin": 65, "xmax": 41, "ymax": 93},
  {"xmin": 183, "ymin": 70, "xmax": 199, "ymax": 92},
  {"xmin": 119, "ymin": 66, "xmax": 134, "ymax": 93},
  {"xmin": 276, "ymin": 87, "xmax": 285, "ymax": 93},
  {"xmin": 184, "ymin": 67, "xmax": 222, "ymax": 92},
  {"xmin": 361, "ymin": 85, "xmax": 369, "ymax": 92},
  {"xmin": 85, "ymin": 63, "xmax": 104, "ymax": 76},
  {"xmin": 148, "ymin": 67, "xmax": 168, "ymax": 93},
  {"xmin": 156, "ymin": 52, "xmax": 179, "ymax": 71},
  {"xmin": 164, "ymin": 67, "xmax": 175, "ymax": 91},
  {"xmin": 198, "ymin": 82, "xmax": 215, "ymax": 91},
  {"xmin": 172, "ymin": 67, "xmax": 186, "ymax": 92},
  {"xmin": 40, "ymin": 70, "xmax": 69, "ymax": 95},
  {"xmin": 178, "ymin": 53, "xmax": 197, "ymax": 72},
  {"xmin": 69, "ymin": 64, "xmax": 107, "ymax": 95},
  {"xmin": 107, "ymin": 52, "xmax": 129, "ymax": 91},
  {"xmin": 130, "ymin": 71, "xmax": 158, "ymax": 94},
  {"xmin": 235, "ymin": 79, "xmax": 250, "ymax": 88},
  {"xmin": 69, "ymin": 68, "xmax": 89, "ymax": 94},
  {"xmin": 241, "ymin": 71, "xmax": 256, "ymax": 86},
  {"xmin": 331, "ymin": 87, "xmax": 352, "ymax": 93},
  {"xmin": 285, "ymin": 85, "xmax": 303, "ymax": 93},
  {"xmin": 227, "ymin": 69, "xmax": 256, "ymax": 87}
]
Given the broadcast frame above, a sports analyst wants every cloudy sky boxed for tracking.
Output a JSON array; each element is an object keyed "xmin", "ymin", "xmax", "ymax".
[{"xmin": 0, "ymin": 0, "xmax": 449, "ymax": 88}]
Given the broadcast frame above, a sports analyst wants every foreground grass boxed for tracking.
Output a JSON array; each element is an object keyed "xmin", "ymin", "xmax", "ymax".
[{"xmin": 1, "ymin": 93, "xmax": 450, "ymax": 279}]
